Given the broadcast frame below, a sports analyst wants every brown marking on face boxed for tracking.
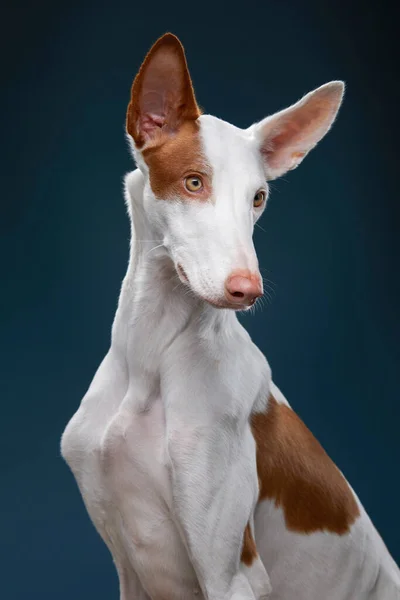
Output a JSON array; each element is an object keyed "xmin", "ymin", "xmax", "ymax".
[
  {"xmin": 126, "ymin": 33, "xmax": 201, "ymax": 149},
  {"xmin": 142, "ymin": 120, "xmax": 213, "ymax": 201},
  {"xmin": 241, "ymin": 522, "xmax": 258, "ymax": 566},
  {"xmin": 251, "ymin": 395, "xmax": 360, "ymax": 535}
]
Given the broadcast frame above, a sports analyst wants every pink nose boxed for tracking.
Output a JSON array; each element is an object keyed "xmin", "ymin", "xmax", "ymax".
[{"xmin": 224, "ymin": 270, "xmax": 263, "ymax": 306}]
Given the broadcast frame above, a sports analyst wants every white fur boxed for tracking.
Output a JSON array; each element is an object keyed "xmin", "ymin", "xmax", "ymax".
[{"xmin": 61, "ymin": 107, "xmax": 400, "ymax": 600}]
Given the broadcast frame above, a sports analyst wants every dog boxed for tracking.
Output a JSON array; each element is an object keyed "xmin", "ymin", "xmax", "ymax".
[{"xmin": 61, "ymin": 33, "xmax": 400, "ymax": 599}]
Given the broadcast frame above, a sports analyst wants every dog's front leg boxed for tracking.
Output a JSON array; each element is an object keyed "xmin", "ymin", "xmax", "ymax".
[{"xmin": 165, "ymin": 414, "xmax": 266, "ymax": 600}]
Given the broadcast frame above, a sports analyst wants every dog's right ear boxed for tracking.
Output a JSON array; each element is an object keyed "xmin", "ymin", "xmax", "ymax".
[{"xmin": 126, "ymin": 33, "xmax": 201, "ymax": 149}]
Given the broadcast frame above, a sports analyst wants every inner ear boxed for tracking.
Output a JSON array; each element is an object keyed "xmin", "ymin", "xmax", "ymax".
[
  {"xmin": 253, "ymin": 81, "xmax": 344, "ymax": 180},
  {"xmin": 126, "ymin": 33, "xmax": 201, "ymax": 149}
]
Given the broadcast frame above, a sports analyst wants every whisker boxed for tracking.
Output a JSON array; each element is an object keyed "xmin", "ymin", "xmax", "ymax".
[
  {"xmin": 263, "ymin": 286, "xmax": 276, "ymax": 298},
  {"xmin": 259, "ymin": 269, "xmax": 277, "ymax": 290},
  {"xmin": 255, "ymin": 222, "xmax": 267, "ymax": 233},
  {"xmin": 261, "ymin": 276, "xmax": 276, "ymax": 290},
  {"xmin": 264, "ymin": 290, "xmax": 273, "ymax": 303},
  {"xmin": 268, "ymin": 181, "xmax": 282, "ymax": 193},
  {"xmin": 171, "ymin": 282, "xmax": 182, "ymax": 294},
  {"xmin": 145, "ymin": 243, "xmax": 164, "ymax": 257}
]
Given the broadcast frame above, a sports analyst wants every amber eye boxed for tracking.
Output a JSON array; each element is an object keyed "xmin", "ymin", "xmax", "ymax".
[
  {"xmin": 185, "ymin": 176, "xmax": 203, "ymax": 192},
  {"xmin": 253, "ymin": 190, "xmax": 266, "ymax": 208}
]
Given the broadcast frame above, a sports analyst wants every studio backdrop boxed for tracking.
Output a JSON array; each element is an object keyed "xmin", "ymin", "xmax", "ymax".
[{"xmin": 1, "ymin": 1, "xmax": 399, "ymax": 598}]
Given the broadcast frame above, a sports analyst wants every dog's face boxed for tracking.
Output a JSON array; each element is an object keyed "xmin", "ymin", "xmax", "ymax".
[{"xmin": 127, "ymin": 34, "xmax": 344, "ymax": 310}]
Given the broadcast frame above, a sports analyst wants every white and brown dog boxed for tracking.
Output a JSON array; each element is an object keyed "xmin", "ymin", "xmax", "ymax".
[{"xmin": 61, "ymin": 33, "xmax": 400, "ymax": 600}]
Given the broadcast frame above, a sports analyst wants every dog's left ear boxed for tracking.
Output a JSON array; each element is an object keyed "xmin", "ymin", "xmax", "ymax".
[{"xmin": 250, "ymin": 81, "xmax": 344, "ymax": 180}]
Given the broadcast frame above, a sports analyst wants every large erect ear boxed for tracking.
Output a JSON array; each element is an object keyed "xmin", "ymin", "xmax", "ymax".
[
  {"xmin": 250, "ymin": 81, "xmax": 345, "ymax": 180},
  {"xmin": 126, "ymin": 33, "xmax": 201, "ymax": 149}
]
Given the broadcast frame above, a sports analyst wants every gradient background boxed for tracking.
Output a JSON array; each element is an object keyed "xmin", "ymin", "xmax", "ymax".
[{"xmin": 1, "ymin": 0, "xmax": 399, "ymax": 598}]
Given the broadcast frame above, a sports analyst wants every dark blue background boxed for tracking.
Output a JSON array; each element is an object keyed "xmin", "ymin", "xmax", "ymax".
[{"xmin": 1, "ymin": 1, "xmax": 399, "ymax": 598}]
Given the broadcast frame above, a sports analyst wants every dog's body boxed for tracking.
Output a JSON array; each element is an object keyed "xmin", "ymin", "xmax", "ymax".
[{"xmin": 61, "ymin": 35, "xmax": 400, "ymax": 600}]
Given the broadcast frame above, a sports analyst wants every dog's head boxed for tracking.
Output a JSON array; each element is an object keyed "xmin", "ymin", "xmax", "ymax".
[{"xmin": 126, "ymin": 33, "xmax": 344, "ymax": 311}]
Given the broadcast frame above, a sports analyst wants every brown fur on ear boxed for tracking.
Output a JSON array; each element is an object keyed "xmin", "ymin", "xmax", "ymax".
[{"xmin": 126, "ymin": 33, "xmax": 201, "ymax": 148}]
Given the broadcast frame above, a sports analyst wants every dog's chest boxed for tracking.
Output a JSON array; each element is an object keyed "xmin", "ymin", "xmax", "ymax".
[
  {"xmin": 100, "ymin": 396, "xmax": 172, "ymax": 509},
  {"xmin": 85, "ymin": 394, "xmax": 173, "ymax": 541}
]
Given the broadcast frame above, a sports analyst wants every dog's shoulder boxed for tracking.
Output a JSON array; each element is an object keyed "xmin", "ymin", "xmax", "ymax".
[{"xmin": 251, "ymin": 393, "xmax": 360, "ymax": 535}]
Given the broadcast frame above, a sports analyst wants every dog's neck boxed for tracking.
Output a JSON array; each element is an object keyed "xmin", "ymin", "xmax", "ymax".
[{"xmin": 110, "ymin": 170, "xmax": 238, "ymax": 378}]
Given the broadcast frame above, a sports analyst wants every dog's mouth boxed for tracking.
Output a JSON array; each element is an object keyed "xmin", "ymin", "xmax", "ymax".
[
  {"xmin": 175, "ymin": 263, "xmax": 254, "ymax": 311},
  {"xmin": 201, "ymin": 297, "xmax": 252, "ymax": 311}
]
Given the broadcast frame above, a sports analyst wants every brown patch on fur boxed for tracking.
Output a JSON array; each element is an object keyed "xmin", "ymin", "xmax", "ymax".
[
  {"xmin": 241, "ymin": 522, "xmax": 258, "ymax": 566},
  {"xmin": 126, "ymin": 33, "xmax": 201, "ymax": 149},
  {"xmin": 142, "ymin": 120, "xmax": 212, "ymax": 200},
  {"xmin": 251, "ymin": 395, "xmax": 360, "ymax": 535}
]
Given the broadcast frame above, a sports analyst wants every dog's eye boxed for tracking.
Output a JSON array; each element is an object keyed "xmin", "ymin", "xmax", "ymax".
[
  {"xmin": 253, "ymin": 190, "xmax": 266, "ymax": 208},
  {"xmin": 185, "ymin": 176, "xmax": 203, "ymax": 192}
]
